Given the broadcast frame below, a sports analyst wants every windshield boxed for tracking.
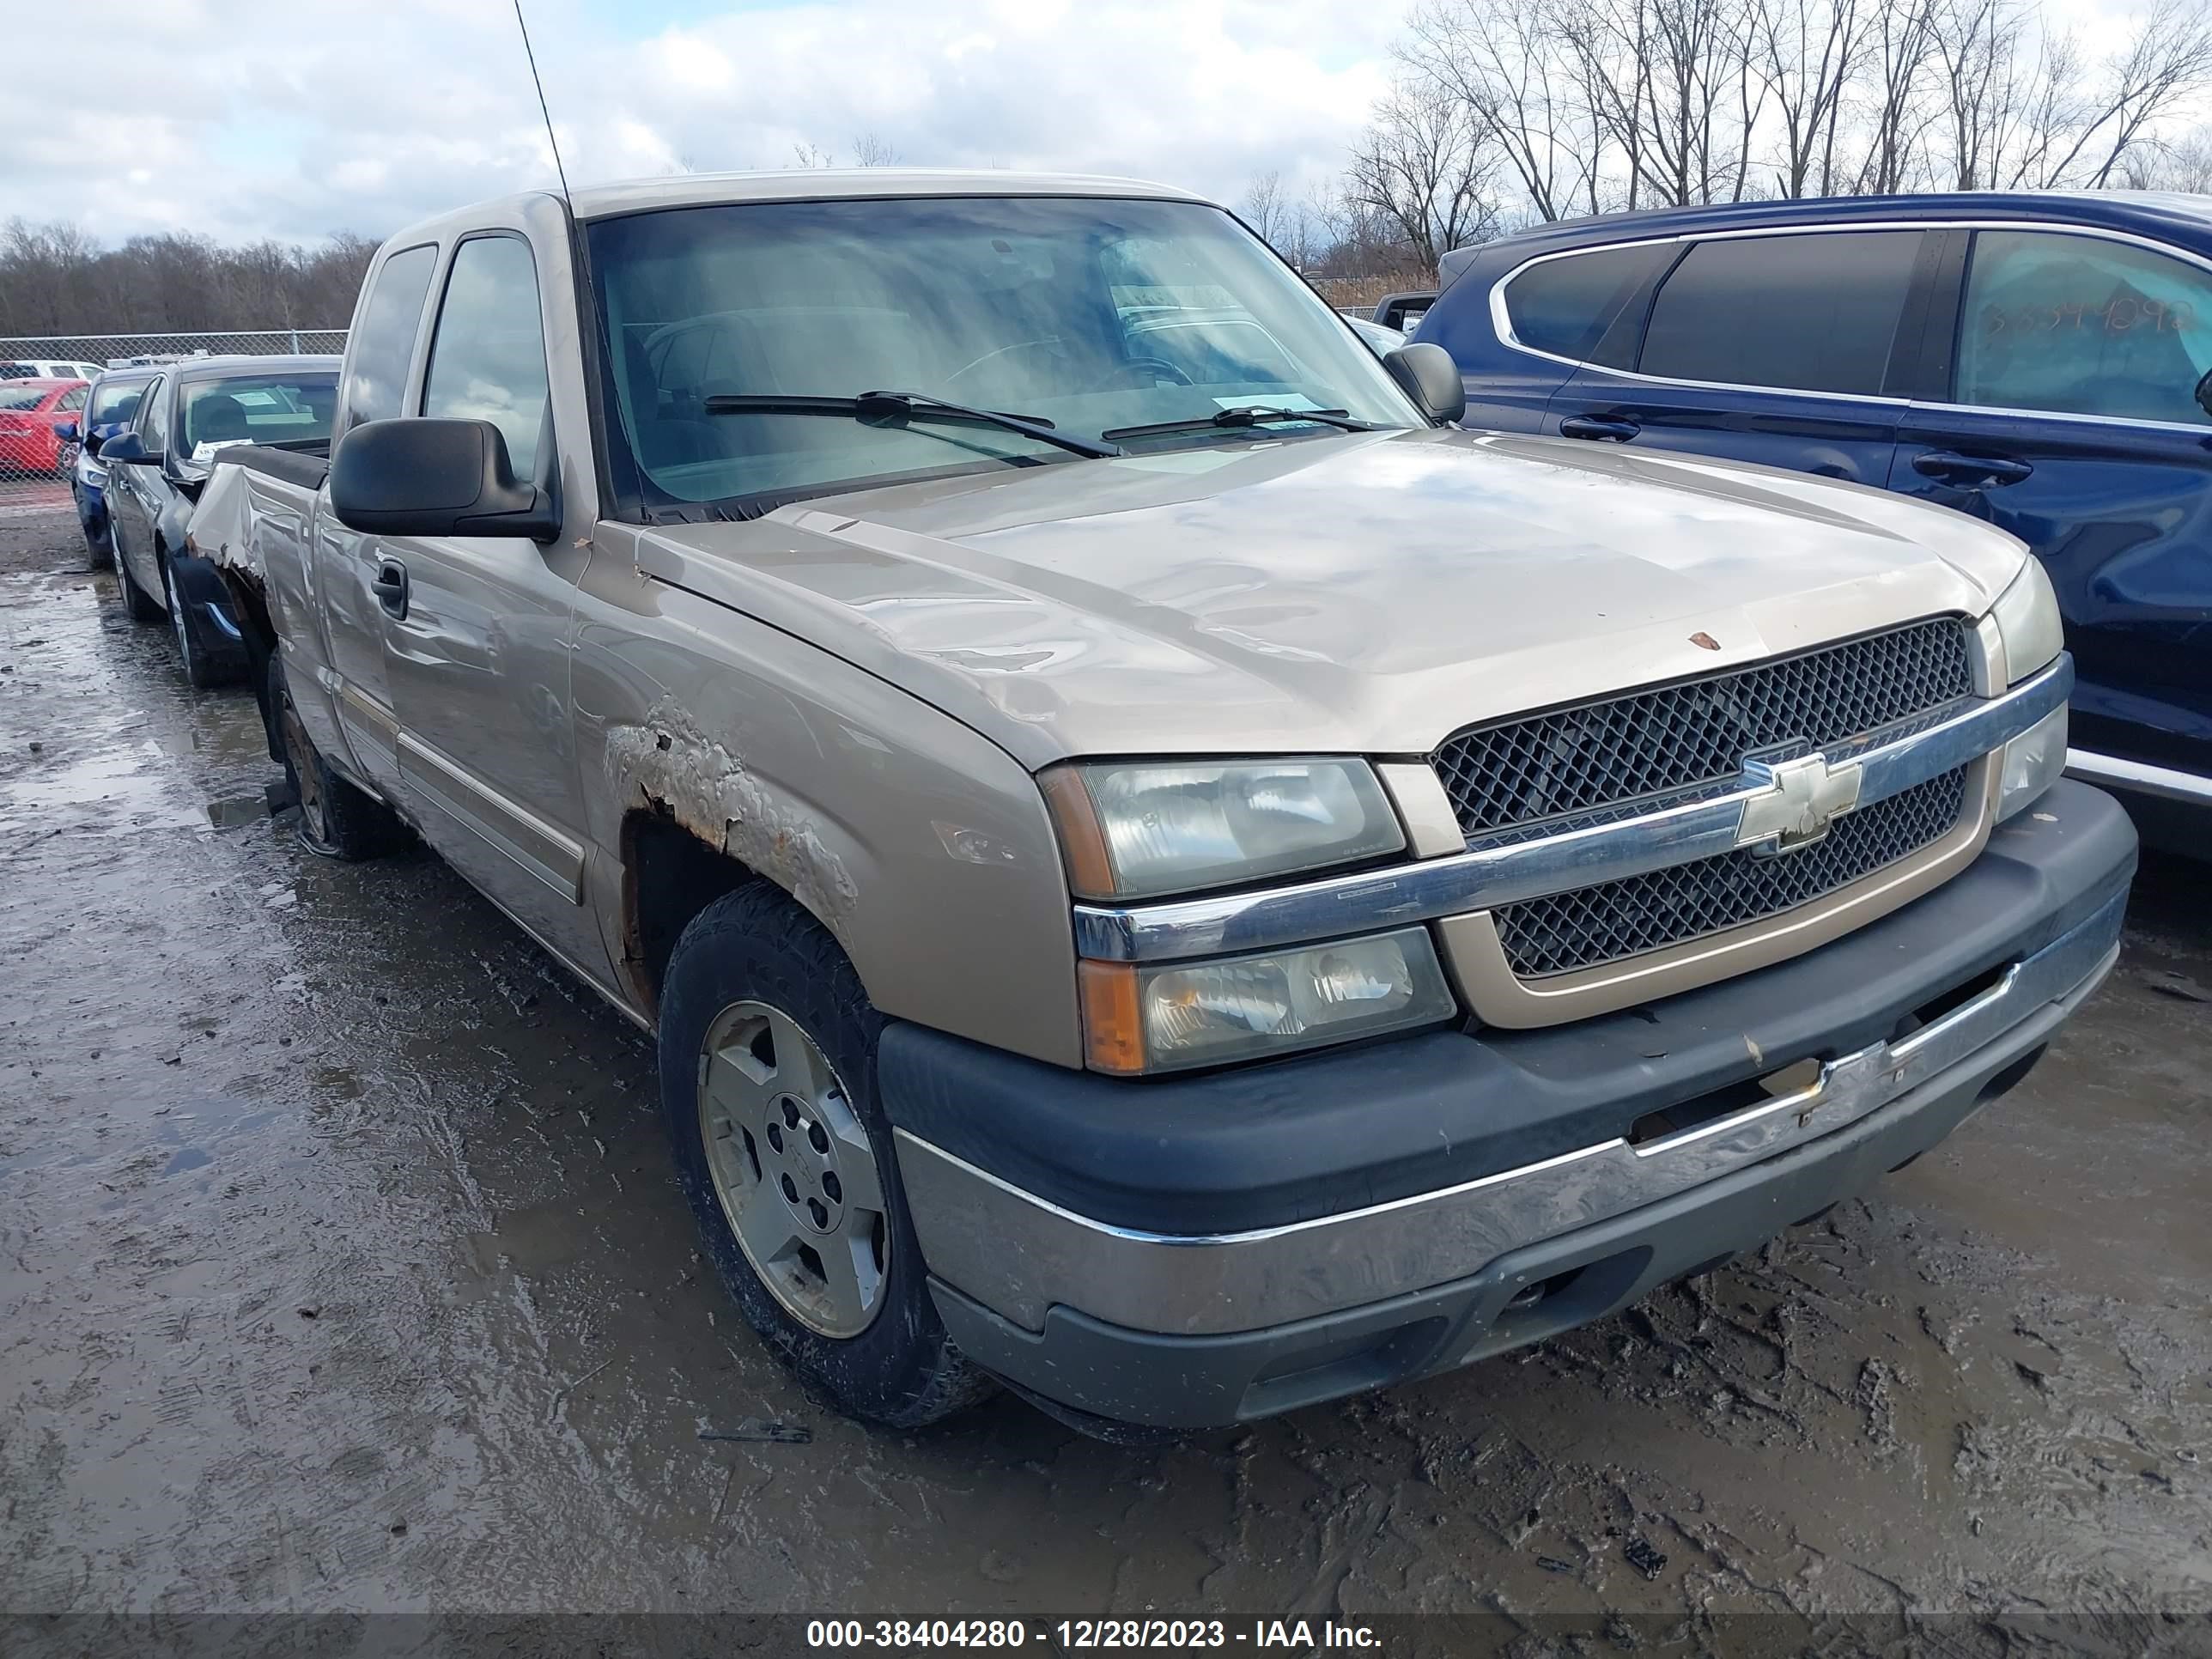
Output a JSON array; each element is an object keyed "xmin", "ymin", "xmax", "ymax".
[
  {"xmin": 587, "ymin": 195, "xmax": 1418, "ymax": 513},
  {"xmin": 178, "ymin": 374, "xmax": 337, "ymax": 457},
  {"xmin": 88, "ymin": 380, "xmax": 145, "ymax": 425}
]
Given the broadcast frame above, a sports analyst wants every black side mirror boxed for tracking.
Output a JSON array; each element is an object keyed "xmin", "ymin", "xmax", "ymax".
[
  {"xmin": 100, "ymin": 431, "xmax": 159, "ymax": 466},
  {"xmin": 2196, "ymin": 368, "xmax": 2212, "ymax": 421},
  {"xmin": 1382, "ymin": 342, "xmax": 1467, "ymax": 426},
  {"xmin": 331, "ymin": 417, "xmax": 558, "ymax": 541}
]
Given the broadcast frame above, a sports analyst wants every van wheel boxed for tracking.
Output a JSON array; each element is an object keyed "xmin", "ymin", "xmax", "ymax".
[
  {"xmin": 659, "ymin": 884, "xmax": 994, "ymax": 1429},
  {"xmin": 270, "ymin": 654, "xmax": 405, "ymax": 860},
  {"xmin": 166, "ymin": 562, "xmax": 240, "ymax": 690},
  {"xmin": 117, "ymin": 545, "xmax": 165, "ymax": 623}
]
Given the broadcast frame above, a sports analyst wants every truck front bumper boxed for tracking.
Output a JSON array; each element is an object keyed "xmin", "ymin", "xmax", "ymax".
[{"xmin": 880, "ymin": 781, "xmax": 2136, "ymax": 1429}]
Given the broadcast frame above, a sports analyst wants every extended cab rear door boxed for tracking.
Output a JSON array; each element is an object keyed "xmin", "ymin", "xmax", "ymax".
[
  {"xmin": 1887, "ymin": 224, "xmax": 2212, "ymax": 798},
  {"xmin": 311, "ymin": 243, "xmax": 440, "ymax": 800},
  {"xmin": 1545, "ymin": 227, "xmax": 1940, "ymax": 491}
]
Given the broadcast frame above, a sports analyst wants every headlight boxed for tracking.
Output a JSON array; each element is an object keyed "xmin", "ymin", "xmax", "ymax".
[
  {"xmin": 1990, "ymin": 558, "xmax": 2063, "ymax": 684},
  {"xmin": 1078, "ymin": 927, "xmax": 1458, "ymax": 1073},
  {"xmin": 1042, "ymin": 758, "xmax": 1405, "ymax": 900},
  {"xmin": 1997, "ymin": 705, "xmax": 2068, "ymax": 823}
]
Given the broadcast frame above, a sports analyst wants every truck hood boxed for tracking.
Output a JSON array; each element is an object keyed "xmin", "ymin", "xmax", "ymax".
[{"xmin": 632, "ymin": 426, "xmax": 2026, "ymax": 769}]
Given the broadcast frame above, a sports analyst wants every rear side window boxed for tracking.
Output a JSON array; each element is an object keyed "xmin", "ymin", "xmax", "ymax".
[
  {"xmin": 1955, "ymin": 228, "xmax": 2212, "ymax": 425},
  {"xmin": 88, "ymin": 380, "xmax": 144, "ymax": 425},
  {"xmin": 341, "ymin": 243, "xmax": 437, "ymax": 430},
  {"xmin": 137, "ymin": 377, "xmax": 170, "ymax": 454},
  {"xmin": 422, "ymin": 235, "xmax": 552, "ymax": 478},
  {"xmin": 58, "ymin": 386, "xmax": 86, "ymax": 411},
  {"xmin": 1505, "ymin": 243, "xmax": 1675, "ymax": 366},
  {"xmin": 1638, "ymin": 231, "xmax": 1923, "ymax": 396}
]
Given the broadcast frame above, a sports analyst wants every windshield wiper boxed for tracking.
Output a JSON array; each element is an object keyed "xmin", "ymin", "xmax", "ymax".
[
  {"xmin": 1101, "ymin": 406, "xmax": 1374, "ymax": 441},
  {"xmin": 703, "ymin": 391, "xmax": 1121, "ymax": 460}
]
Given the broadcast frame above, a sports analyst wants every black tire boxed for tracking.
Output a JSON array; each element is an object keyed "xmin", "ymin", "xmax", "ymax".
[
  {"xmin": 269, "ymin": 653, "xmax": 407, "ymax": 860},
  {"xmin": 659, "ymin": 883, "xmax": 994, "ymax": 1429},
  {"xmin": 117, "ymin": 543, "xmax": 165, "ymax": 623},
  {"xmin": 165, "ymin": 560, "xmax": 241, "ymax": 690}
]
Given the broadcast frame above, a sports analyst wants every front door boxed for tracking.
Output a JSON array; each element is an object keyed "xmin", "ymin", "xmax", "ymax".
[
  {"xmin": 1548, "ymin": 228, "xmax": 1936, "ymax": 490},
  {"xmin": 1889, "ymin": 227, "xmax": 2212, "ymax": 787},
  {"xmin": 108, "ymin": 374, "xmax": 165, "ymax": 593},
  {"xmin": 381, "ymin": 232, "xmax": 605, "ymax": 981}
]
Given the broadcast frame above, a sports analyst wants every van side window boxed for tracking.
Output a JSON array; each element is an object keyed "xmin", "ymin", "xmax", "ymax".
[
  {"xmin": 1504, "ymin": 243, "xmax": 1675, "ymax": 367},
  {"xmin": 1638, "ymin": 231, "xmax": 1923, "ymax": 397},
  {"xmin": 1956, "ymin": 229, "xmax": 2212, "ymax": 425},
  {"xmin": 422, "ymin": 235, "xmax": 552, "ymax": 478},
  {"xmin": 341, "ymin": 244, "xmax": 438, "ymax": 432}
]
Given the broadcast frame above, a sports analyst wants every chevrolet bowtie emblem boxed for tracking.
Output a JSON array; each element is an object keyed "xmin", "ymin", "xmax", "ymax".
[{"xmin": 1736, "ymin": 753, "xmax": 1863, "ymax": 854}]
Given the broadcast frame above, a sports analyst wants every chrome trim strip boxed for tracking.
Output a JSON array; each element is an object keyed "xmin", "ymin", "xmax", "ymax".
[
  {"xmin": 1488, "ymin": 220, "xmax": 2212, "ymax": 417},
  {"xmin": 903, "ymin": 888, "xmax": 2124, "ymax": 1336},
  {"xmin": 396, "ymin": 731, "xmax": 586, "ymax": 902},
  {"xmin": 1073, "ymin": 656, "xmax": 2071, "ymax": 964},
  {"xmin": 333, "ymin": 678, "xmax": 399, "ymax": 744},
  {"xmin": 2065, "ymin": 748, "xmax": 2212, "ymax": 807}
]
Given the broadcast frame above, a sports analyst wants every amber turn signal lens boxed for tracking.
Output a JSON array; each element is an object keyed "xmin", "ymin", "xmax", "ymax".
[
  {"xmin": 1078, "ymin": 959, "xmax": 1146, "ymax": 1074},
  {"xmin": 1040, "ymin": 765, "xmax": 1117, "ymax": 899}
]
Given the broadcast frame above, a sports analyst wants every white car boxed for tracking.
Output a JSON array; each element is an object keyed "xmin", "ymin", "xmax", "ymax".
[{"xmin": 0, "ymin": 357, "xmax": 103, "ymax": 382}]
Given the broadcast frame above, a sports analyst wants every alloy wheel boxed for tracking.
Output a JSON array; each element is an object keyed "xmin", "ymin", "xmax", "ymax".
[{"xmin": 696, "ymin": 1000, "xmax": 890, "ymax": 1339}]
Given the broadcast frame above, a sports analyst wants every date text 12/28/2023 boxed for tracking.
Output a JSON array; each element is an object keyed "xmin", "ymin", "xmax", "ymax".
[{"xmin": 805, "ymin": 1619, "xmax": 1383, "ymax": 1649}]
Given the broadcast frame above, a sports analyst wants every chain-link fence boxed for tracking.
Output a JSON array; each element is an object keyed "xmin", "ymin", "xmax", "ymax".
[{"xmin": 0, "ymin": 328, "xmax": 347, "ymax": 490}]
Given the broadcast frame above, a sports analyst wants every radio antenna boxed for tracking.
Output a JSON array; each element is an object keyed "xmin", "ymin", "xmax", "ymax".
[{"xmin": 513, "ymin": 1, "xmax": 574, "ymax": 205}]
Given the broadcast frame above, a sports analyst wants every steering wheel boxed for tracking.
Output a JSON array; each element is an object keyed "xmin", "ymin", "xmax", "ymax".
[{"xmin": 1103, "ymin": 356, "xmax": 1194, "ymax": 389}]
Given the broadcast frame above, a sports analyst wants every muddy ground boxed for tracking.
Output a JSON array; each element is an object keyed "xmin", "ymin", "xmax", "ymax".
[{"xmin": 1, "ymin": 491, "xmax": 2208, "ymax": 1650}]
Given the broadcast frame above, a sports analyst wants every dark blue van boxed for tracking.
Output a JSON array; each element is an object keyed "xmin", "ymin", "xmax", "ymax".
[{"xmin": 1422, "ymin": 192, "xmax": 2212, "ymax": 811}]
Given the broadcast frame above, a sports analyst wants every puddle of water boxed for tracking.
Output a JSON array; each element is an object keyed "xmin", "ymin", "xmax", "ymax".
[
  {"xmin": 161, "ymin": 1146, "xmax": 212, "ymax": 1176},
  {"xmin": 206, "ymin": 793, "xmax": 269, "ymax": 829},
  {"xmin": 1, "ymin": 738, "xmax": 205, "ymax": 835}
]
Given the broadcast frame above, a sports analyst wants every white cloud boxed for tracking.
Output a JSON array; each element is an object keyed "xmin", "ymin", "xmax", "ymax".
[{"xmin": 0, "ymin": 0, "xmax": 1401, "ymax": 248}]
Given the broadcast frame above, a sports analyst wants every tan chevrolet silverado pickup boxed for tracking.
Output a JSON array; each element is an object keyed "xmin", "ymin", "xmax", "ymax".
[{"xmin": 188, "ymin": 169, "xmax": 2134, "ymax": 1433}]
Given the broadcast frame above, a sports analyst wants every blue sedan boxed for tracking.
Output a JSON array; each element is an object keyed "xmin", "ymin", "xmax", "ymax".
[
  {"xmin": 1421, "ymin": 191, "xmax": 2212, "ymax": 814},
  {"xmin": 62, "ymin": 368, "xmax": 160, "ymax": 565}
]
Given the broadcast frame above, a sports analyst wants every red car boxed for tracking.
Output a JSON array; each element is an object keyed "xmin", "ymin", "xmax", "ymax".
[{"xmin": 0, "ymin": 377, "xmax": 91, "ymax": 478}]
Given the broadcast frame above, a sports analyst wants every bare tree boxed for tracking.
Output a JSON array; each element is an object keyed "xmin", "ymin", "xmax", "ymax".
[
  {"xmin": 852, "ymin": 132, "xmax": 902, "ymax": 167},
  {"xmin": 1344, "ymin": 77, "xmax": 1504, "ymax": 270},
  {"xmin": 1844, "ymin": 0, "xmax": 1940, "ymax": 192},
  {"xmin": 791, "ymin": 142, "xmax": 836, "ymax": 168},
  {"xmin": 1559, "ymin": 0, "xmax": 1767, "ymax": 208},
  {"xmin": 1240, "ymin": 169, "xmax": 1291, "ymax": 246},
  {"xmin": 1753, "ymin": 0, "xmax": 1864, "ymax": 197},
  {"xmin": 2148, "ymin": 125, "xmax": 2212, "ymax": 192},
  {"xmin": 2050, "ymin": 0, "xmax": 2212, "ymax": 185},
  {"xmin": 1401, "ymin": 0, "xmax": 1610, "ymax": 221}
]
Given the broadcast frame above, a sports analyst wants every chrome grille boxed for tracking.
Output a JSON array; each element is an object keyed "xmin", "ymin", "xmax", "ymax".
[
  {"xmin": 1431, "ymin": 618, "xmax": 1975, "ymax": 840},
  {"xmin": 1493, "ymin": 767, "xmax": 1972, "ymax": 978}
]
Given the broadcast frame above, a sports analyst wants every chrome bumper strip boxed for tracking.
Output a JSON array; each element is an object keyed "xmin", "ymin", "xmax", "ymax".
[
  {"xmin": 1073, "ymin": 656, "xmax": 2072, "ymax": 964},
  {"xmin": 2065, "ymin": 748, "xmax": 2212, "ymax": 807},
  {"xmin": 902, "ymin": 885, "xmax": 2122, "ymax": 1336}
]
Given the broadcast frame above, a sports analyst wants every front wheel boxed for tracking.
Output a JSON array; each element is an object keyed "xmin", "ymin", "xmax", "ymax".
[{"xmin": 659, "ymin": 884, "xmax": 994, "ymax": 1428}]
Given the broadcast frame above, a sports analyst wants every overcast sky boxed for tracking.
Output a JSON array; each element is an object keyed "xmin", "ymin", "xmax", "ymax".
[
  {"xmin": 3, "ymin": 0, "xmax": 2179, "ymax": 256},
  {"xmin": 3, "ymin": 0, "xmax": 1394, "ymax": 248}
]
